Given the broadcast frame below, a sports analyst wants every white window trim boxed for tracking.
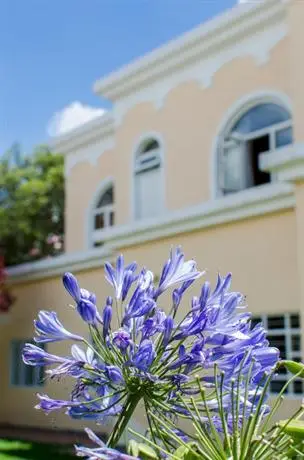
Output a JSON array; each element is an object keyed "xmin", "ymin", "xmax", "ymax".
[
  {"xmin": 211, "ymin": 90, "xmax": 293, "ymax": 199},
  {"xmin": 86, "ymin": 177, "xmax": 115, "ymax": 249},
  {"xmin": 134, "ymin": 149, "xmax": 161, "ymax": 174},
  {"xmin": 7, "ymin": 180, "xmax": 295, "ymax": 284},
  {"xmin": 94, "ymin": 203, "xmax": 114, "ymax": 232},
  {"xmin": 256, "ymin": 313, "xmax": 302, "ymax": 398},
  {"xmin": 131, "ymin": 132, "xmax": 166, "ymax": 222}
]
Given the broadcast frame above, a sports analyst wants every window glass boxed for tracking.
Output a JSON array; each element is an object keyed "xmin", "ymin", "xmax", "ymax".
[
  {"xmin": 135, "ymin": 138, "xmax": 163, "ymax": 220},
  {"xmin": 252, "ymin": 314, "xmax": 301, "ymax": 395},
  {"xmin": 11, "ymin": 340, "xmax": 45, "ymax": 387},
  {"xmin": 232, "ymin": 103, "xmax": 291, "ymax": 134},
  {"xmin": 93, "ymin": 185, "xmax": 114, "ymax": 233},
  {"xmin": 275, "ymin": 127, "xmax": 293, "ymax": 148},
  {"xmin": 220, "ymin": 102, "xmax": 292, "ymax": 195}
]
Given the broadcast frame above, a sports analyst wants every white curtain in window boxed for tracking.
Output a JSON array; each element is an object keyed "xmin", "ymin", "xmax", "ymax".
[
  {"xmin": 221, "ymin": 139, "xmax": 252, "ymax": 194},
  {"xmin": 135, "ymin": 167, "xmax": 163, "ymax": 219}
]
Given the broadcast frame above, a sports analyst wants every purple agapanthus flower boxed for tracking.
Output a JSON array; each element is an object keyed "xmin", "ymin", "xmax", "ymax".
[
  {"xmin": 23, "ymin": 343, "xmax": 68, "ymax": 366},
  {"xmin": 155, "ymin": 247, "xmax": 203, "ymax": 297},
  {"xmin": 35, "ymin": 394, "xmax": 76, "ymax": 413},
  {"xmin": 63, "ymin": 272, "xmax": 98, "ymax": 323},
  {"xmin": 34, "ymin": 311, "xmax": 84, "ymax": 343},
  {"xmin": 105, "ymin": 255, "xmax": 137, "ymax": 300},
  {"xmin": 23, "ymin": 247, "xmax": 279, "ymax": 449}
]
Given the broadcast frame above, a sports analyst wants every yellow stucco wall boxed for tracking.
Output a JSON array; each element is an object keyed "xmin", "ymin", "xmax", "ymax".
[
  {"xmin": 1, "ymin": 210, "xmax": 301, "ymax": 429},
  {"xmin": 65, "ymin": 35, "xmax": 290, "ymax": 253}
]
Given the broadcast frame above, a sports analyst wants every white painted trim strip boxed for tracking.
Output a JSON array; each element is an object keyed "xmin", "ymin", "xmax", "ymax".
[
  {"xmin": 7, "ymin": 246, "xmax": 113, "ymax": 284},
  {"xmin": 93, "ymin": 0, "xmax": 285, "ymax": 99},
  {"xmin": 7, "ymin": 182, "xmax": 294, "ymax": 283},
  {"xmin": 51, "ymin": 113, "xmax": 115, "ymax": 155}
]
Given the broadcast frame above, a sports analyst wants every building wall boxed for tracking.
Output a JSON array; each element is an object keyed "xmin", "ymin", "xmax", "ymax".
[
  {"xmin": 65, "ymin": 36, "xmax": 290, "ymax": 253},
  {"xmin": 1, "ymin": 210, "xmax": 301, "ymax": 429}
]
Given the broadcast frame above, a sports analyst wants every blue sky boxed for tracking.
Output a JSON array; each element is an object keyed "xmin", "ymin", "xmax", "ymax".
[{"xmin": 0, "ymin": 0, "xmax": 239, "ymax": 155}]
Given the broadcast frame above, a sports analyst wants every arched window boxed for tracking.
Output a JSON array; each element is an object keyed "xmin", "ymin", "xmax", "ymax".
[
  {"xmin": 218, "ymin": 102, "xmax": 293, "ymax": 195},
  {"xmin": 134, "ymin": 138, "xmax": 163, "ymax": 220},
  {"xmin": 93, "ymin": 185, "xmax": 114, "ymax": 231}
]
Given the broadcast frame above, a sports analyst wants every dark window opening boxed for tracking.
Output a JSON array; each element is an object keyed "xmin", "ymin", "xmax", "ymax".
[
  {"xmin": 95, "ymin": 213, "xmax": 105, "ymax": 230},
  {"xmin": 96, "ymin": 186, "xmax": 114, "ymax": 208},
  {"xmin": 142, "ymin": 140, "xmax": 159, "ymax": 153},
  {"xmin": 270, "ymin": 380, "xmax": 287, "ymax": 394},
  {"xmin": 94, "ymin": 241, "xmax": 104, "ymax": 248},
  {"xmin": 248, "ymin": 135, "xmax": 270, "ymax": 186}
]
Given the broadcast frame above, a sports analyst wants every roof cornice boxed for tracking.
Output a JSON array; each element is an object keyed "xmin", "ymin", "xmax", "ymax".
[
  {"xmin": 51, "ymin": 112, "xmax": 115, "ymax": 155},
  {"xmin": 93, "ymin": 0, "xmax": 286, "ymax": 101}
]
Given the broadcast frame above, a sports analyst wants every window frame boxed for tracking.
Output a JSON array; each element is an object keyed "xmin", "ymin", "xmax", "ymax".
[
  {"xmin": 91, "ymin": 182, "xmax": 115, "ymax": 248},
  {"xmin": 10, "ymin": 339, "xmax": 45, "ymax": 388},
  {"xmin": 252, "ymin": 313, "xmax": 302, "ymax": 397},
  {"xmin": 133, "ymin": 135, "xmax": 165, "ymax": 221},
  {"xmin": 212, "ymin": 92, "xmax": 293, "ymax": 199},
  {"xmin": 220, "ymin": 119, "xmax": 293, "ymax": 195}
]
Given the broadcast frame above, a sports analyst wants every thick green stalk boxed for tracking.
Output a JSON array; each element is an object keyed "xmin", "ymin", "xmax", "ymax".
[{"xmin": 107, "ymin": 392, "xmax": 142, "ymax": 448}]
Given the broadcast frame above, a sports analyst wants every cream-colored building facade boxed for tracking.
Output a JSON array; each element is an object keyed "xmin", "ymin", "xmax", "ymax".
[{"xmin": 1, "ymin": 0, "xmax": 304, "ymax": 436}]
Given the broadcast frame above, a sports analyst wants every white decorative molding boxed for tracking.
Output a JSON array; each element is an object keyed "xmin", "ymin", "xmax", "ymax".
[
  {"xmin": 92, "ymin": 0, "xmax": 287, "ymax": 125},
  {"xmin": 94, "ymin": 0, "xmax": 285, "ymax": 99},
  {"xmin": 50, "ymin": 113, "xmax": 115, "ymax": 177},
  {"xmin": 49, "ymin": 0, "xmax": 288, "ymax": 166},
  {"xmin": 260, "ymin": 142, "xmax": 304, "ymax": 183},
  {"xmin": 210, "ymin": 90, "xmax": 293, "ymax": 199},
  {"xmin": 112, "ymin": 21, "xmax": 287, "ymax": 126},
  {"xmin": 8, "ymin": 182, "xmax": 294, "ymax": 283},
  {"xmin": 104, "ymin": 181, "xmax": 294, "ymax": 249},
  {"xmin": 52, "ymin": 113, "xmax": 115, "ymax": 154},
  {"xmin": 64, "ymin": 137, "xmax": 115, "ymax": 177},
  {"xmin": 7, "ymin": 246, "xmax": 113, "ymax": 284}
]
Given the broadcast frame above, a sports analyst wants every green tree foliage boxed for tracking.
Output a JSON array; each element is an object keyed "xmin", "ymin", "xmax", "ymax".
[{"xmin": 0, "ymin": 145, "xmax": 64, "ymax": 266}]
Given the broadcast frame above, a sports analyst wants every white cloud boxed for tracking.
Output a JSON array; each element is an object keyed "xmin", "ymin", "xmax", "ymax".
[{"xmin": 47, "ymin": 101, "xmax": 105, "ymax": 137}]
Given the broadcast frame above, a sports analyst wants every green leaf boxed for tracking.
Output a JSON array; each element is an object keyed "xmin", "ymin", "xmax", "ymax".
[
  {"xmin": 172, "ymin": 443, "xmax": 198, "ymax": 460},
  {"xmin": 173, "ymin": 445, "xmax": 189, "ymax": 458},
  {"xmin": 127, "ymin": 439, "xmax": 139, "ymax": 457},
  {"xmin": 136, "ymin": 443, "xmax": 158, "ymax": 459},
  {"xmin": 281, "ymin": 360, "xmax": 304, "ymax": 378},
  {"xmin": 0, "ymin": 145, "xmax": 64, "ymax": 266},
  {"xmin": 278, "ymin": 420, "xmax": 304, "ymax": 439}
]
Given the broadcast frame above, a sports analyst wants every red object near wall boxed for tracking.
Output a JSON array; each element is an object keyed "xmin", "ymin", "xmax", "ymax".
[{"xmin": 0, "ymin": 254, "xmax": 15, "ymax": 313}]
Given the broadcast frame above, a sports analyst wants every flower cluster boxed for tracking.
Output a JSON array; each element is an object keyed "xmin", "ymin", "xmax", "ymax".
[{"xmin": 22, "ymin": 247, "xmax": 279, "ymax": 454}]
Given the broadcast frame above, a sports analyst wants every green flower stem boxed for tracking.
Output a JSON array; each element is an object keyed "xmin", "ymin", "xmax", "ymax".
[
  {"xmin": 148, "ymin": 411, "xmax": 204, "ymax": 459},
  {"xmin": 254, "ymin": 406, "xmax": 304, "ymax": 460},
  {"xmin": 107, "ymin": 391, "xmax": 142, "ymax": 448},
  {"xmin": 215, "ymin": 370, "xmax": 232, "ymax": 457},
  {"xmin": 128, "ymin": 428, "xmax": 178, "ymax": 460},
  {"xmin": 260, "ymin": 369, "xmax": 303, "ymax": 433},
  {"xmin": 197, "ymin": 380, "xmax": 227, "ymax": 459},
  {"xmin": 239, "ymin": 372, "xmax": 273, "ymax": 460}
]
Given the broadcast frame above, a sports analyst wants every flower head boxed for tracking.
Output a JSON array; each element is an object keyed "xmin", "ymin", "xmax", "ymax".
[{"xmin": 24, "ymin": 247, "xmax": 279, "ymax": 449}]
